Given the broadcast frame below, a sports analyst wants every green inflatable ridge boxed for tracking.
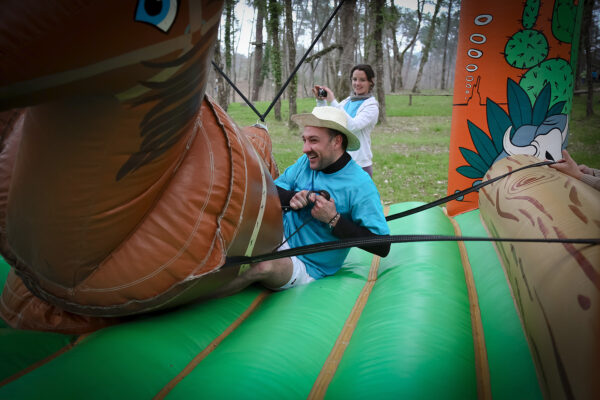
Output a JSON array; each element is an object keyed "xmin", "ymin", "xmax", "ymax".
[
  {"xmin": 326, "ymin": 203, "xmax": 477, "ymax": 399},
  {"xmin": 0, "ymin": 203, "xmax": 541, "ymax": 399}
]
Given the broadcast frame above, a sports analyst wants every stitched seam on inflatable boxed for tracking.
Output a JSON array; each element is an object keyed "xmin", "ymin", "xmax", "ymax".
[
  {"xmin": 448, "ymin": 212, "xmax": 492, "ymax": 400},
  {"xmin": 0, "ymin": 286, "xmax": 20, "ymax": 319},
  {"xmin": 223, "ymin": 111, "xmax": 248, "ymax": 254},
  {"xmin": 0, "ymin": 334, "xmax": 87, "ymax": 388},
  {"xmin": 244, "ymin": 145, "xmax": 267, "ymax": 257},
  {"xmin": 152, "ymin": 290, "xmax": 269, "ymax": 399},
  {"xmin": 307, "ymin": 205, "xmax": 389, "ymax": 399},
  {"xmin": 195, "ymin": 96, "xmax": 238, "ymax": 271}
]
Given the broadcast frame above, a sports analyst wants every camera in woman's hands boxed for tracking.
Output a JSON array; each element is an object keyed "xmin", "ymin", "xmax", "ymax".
[{"xmin": 317, "ymin": 88, "xmax": 327, "ymax": 98}]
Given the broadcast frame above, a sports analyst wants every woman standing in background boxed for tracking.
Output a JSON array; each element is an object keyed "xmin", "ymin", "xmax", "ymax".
[{"xmin": 313, "ymin": 64, "xmax": 379, "ymax": 177}]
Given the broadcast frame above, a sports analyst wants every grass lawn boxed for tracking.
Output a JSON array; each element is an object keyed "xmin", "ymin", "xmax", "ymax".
[{"xmin": 225, "ymin": 92, "xmax": 599, "ymax": 205}]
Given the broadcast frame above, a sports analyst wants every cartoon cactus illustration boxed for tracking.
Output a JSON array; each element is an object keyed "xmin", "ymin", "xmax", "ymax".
[
  {"xmin": 457, "ymin": 79, "xmax": 566, "ymax": 180},
  {"xmin": 520, "ymin": 58, "xmax": 573, "ymax": 113},
  {"xmin": 553, "ymin": 0, "xmax": 577, "ymax": 43},
  {"xmin": 503, "ymin": 0, "xmax": 580, "ymax": 115},
  {"xmin": 522, "ymin": 0, "xmax": 540, "ymax": 29},
  {"xmin": 505, "ymin": 30, "xmax": 548, "ymax": 69}
]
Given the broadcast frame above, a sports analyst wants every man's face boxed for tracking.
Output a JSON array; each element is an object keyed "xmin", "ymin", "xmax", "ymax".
[{"xmin": 302, "ymin": 126, "xmax": 340, "ymax": 170}]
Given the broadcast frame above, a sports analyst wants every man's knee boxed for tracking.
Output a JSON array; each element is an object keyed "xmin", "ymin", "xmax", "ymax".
[
  {"xmin": 247, "ymin": 258, "xmax": 293, "ymax": 289},
  {"xmin": 250, "ymin": 261, "xmax": 276, "ymax": 280}
]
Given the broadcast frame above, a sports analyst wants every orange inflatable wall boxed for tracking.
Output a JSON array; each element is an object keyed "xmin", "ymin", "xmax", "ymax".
[{"xmin": 447, "ymin": 0, "xmax": 583, "ymax": 216}]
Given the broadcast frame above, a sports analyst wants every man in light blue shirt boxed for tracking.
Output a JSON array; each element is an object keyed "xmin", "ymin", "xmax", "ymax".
[{"xmin": 215, "ymin": 107, "xmax": 389, "ymax": 296}]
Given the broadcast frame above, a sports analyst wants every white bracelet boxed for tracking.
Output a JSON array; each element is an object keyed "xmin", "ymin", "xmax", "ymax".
[{"xmin": 328, "ymin": 213, "xmax": 340, "ymax": 229}]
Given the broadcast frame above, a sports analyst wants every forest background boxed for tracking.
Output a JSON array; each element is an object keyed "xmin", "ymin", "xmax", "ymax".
[{"xmin": 210, "ymin": 0, "xmax": 600, "ymax": 204}]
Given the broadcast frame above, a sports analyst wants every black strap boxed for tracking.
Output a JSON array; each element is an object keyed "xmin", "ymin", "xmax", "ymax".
[
  {"xmin": 386, "ymin": 160, "xmax": 555, "ymax": 221},
  {"xmin": 211, "ymin": 0, "xmax": 347, "ymax": 122},
  {"xmin": 224, "ymin": 234, "xmax": 599, "ymax": 267},
  {"xmin": 222, "ymin": 159, "xmax": 600, "ymax": 267}
]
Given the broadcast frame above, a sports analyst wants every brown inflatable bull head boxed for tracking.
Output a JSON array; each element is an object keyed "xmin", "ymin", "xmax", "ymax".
[{"xmin": 0, "ymin": 0, "xmax": 282, "ymax": 333}]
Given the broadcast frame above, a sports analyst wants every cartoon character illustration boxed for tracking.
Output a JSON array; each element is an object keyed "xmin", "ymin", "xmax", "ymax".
[
  {"xmin": 455, "ymin": 0, "xmax": 579, "ymax": 184},
  {"xmin": 457, "ymin": 79, "xmax": 567, "ymax": 181}
]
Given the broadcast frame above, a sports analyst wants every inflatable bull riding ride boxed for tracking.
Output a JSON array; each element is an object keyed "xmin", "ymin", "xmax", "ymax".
[{"xmin": 0, "ymin": 1, "xmax": 597, "ymax": 399}]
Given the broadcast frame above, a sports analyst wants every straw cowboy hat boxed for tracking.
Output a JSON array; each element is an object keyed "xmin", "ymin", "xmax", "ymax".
[{"xmin": 291, "ymin": 106, "xmax": 360, "ymax": 151}]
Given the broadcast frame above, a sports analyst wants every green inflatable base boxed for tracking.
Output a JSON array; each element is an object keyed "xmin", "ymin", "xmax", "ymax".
[{"xmin": 0, "ymin": 203, "xmax": 542, "ymax": 399}]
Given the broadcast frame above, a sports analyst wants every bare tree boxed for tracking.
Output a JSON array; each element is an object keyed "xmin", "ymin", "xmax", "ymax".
[
  {"xmin": 391, "ymin": 1, "xmax": 424, "ymax": 90},
  {"xmin": 386, "ymin": 32, "xmax": 395, "ymax": 92},
  {"xmin": 267, "ymin": 0, "xmax": 282, "ymax": 120},
  {"xmin": 338, "ymin": 0, "xmax": 357, "ymax": 96},
  {"xmin": 440, "ymin": 0, "xmax": 453, "ymax": 91},
  {"xmin": 363, "ymin": 0, "xmax": 374, "ymax": 63},
  {"xmin": 412, "ymin": 0, "xmax": 442, "ymax": 93},
  {"xmin": 285, "ymin": 0, "xmax": 298, "ymax": 128},
  {"xmin": 303, "ymin": 1, "xmax": 340, "ymax": 92},
  {"xmin": 307, "ymin": 0, "xmax": 320, "ymax": 88},
  {"xmin": 251, "ymin": 0, "xmax": 266, "ymax": 101},
  {"xmin": 316, "ymin": 2, "xmax": 339, "ymax": 92},
  {"xmin": 219, "ymin": 0, "xmax": 465, "ymax": 99},
  {"xmin": 223, "ymin": 0, "xmax": 237, "ymax": 105},
  {"xmin": 387, "ymin": 1, "xmax": 400, "ymax": 93},
  {"xmin": 582, "ymin": 0, "xmax": 596, "ymax": 116},
  {"xmin": 372, "ymin": 0, "xmax": 385, "ymax": 123},
  {"xmin": 214, "ymin": 36, "xmax": 229, "ymax": 109}
]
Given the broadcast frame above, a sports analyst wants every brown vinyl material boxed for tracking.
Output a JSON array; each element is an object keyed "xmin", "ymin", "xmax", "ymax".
[
  {"xmin": 479, "ymin": 154, "xmax": 600, "ymax": 400},
  {"xmin": 0, "ymin": 1, "xmax": 282, "ymax": 332}
]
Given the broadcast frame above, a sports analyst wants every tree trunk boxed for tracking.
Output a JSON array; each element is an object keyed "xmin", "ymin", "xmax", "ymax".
[
  {"xmin": 397, "ymin": 1, "xmax": 424, "ymax": 90},
  {"xmin": 583, "ymin": 0, "xmax": 595, "ymax": 116},
  {"xmin": 412, "ymin": 0, "xmax": 442, "ymax": 93},
  {"xmin": 315, "ymin": 2, "xmax": 337, "ymax": 96},
  {"xmin": 214, "ymin": 37, "xmax": 229, "ymax": 110},
  {"xmin": 574, "ymin": 28, "xmax": 584, "ymax": 91},
  {"xmin": 336, "ymin": 0, "xmax": 356, "ymax": 99},
  {"xmin": 328, "ymin": 16, "xmax": 339, "ymax": 94},
  {"xmin": 405, "ymin": 44, "xmax": 415, "ymax": 85},
  {"xmin": 363, "ymin": 0, "xmax": 373, "ymax": 63},
  {"xmin": 285, "ymin": 0, "xmax": 298, "ymax": 128},
  {"xmin": 224, "ymin": 0, "xmax": 236, "ymax": 105},
  {"xmin": 440, "ymin": 0, "xmax": 453, "ymax": 91},
  {"xmin": 388, "ymin": 1, "xmax": 400, "ymax": 93},
  {"xmin": 251, "ymin": 0, "xmax": 266, "ymax": 101},
  {"xmin": 372, "ymin": 0, "xmax": 385, "ymax": 123},
  {"xmin": 387, "ymin": 36, "xmax": 396, "ymax": 93},
  {"xmin": 247, "ymin": 11, "xmax": 254, "ymax": 99},
  {"xmin": 338, "ymin": 0, "xmax": 356, "ymax": 97},
  {"xmin": 308, "ymin": 0, "xmax": 319, "ymax": 92},
  {"xmin": 267, "ymin": 0, "xmax": 282, "ymax": 120}
]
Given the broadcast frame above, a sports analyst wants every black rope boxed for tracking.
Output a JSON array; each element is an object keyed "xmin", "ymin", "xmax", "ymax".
[
  {"xmin": 261, "ymin": 0, "xmax": 346, "ymax": 120},
  {"xmin": 272, "ymin": 190, "xmax": 331, "ymax": 252},
  {"xmin": 224, "ymin": 234, "xmax": 599, "ymax": 267},
  {"xmin": 211, "ymin": 60, "xmax": 263, "ymax": 119},
  {"xmin": 386, "ymin": 160, "xmax": 556, "ymax": 221},
  {"xmin": 271, "ymin": 218, "xmax": 310, "ymax": 252},
  {"xmin": 222, "ymin": 159, "xmax": 600, "ymax": 267},
  {"xmin": 212, "ymin": 0, "xmax": 347, "ymax": 121}
]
